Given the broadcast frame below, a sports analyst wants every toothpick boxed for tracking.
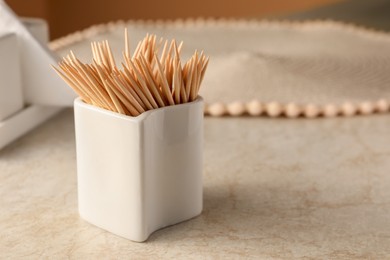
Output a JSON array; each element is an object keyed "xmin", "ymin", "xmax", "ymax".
[
  {"xmin": 178, "ymin": 41, "xmax": 184, "ymax": 54},
  {"xmin": 104, "ymin": 79, "xmax": 125, "ymax": 114},
  {"xmin": 105, "ymin": 40, "xmax": 116, "ymax": 71},
  {"xmin": 159, "ymin": 39, "xmax": 169, "ymax": 65},
  {"xmin": 185, "ymin": 58, "xmax": 194, "ymax": 100},
  {"xmin": 180, "ymin": 81, "xmax": 187, "ymax": 103},
  {"xmin": 124, "ymin": 28, "xmax": 130, "ymax": 58},
  {"xmin": 199, "ymin": 56, "xmax": 209, "ymax": 89},
  {"xmin": 190, "ymin": 52, "xmax": 199, "ymax": 101},
  {"xmin": 133, "ymin": 41, "xmax": 142, "ymax": 59},
  {"xmin": 154, "ymin": 54, "xmax": 175, "ymax": 105},
  {"xmin": 173, "ymin": 61, "xmax": 181, "ymax": 104}
]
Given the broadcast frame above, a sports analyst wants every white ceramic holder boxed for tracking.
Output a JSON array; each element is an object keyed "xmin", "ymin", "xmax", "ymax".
[
  {"xmin": 74, "ymin": 97, "xmax": 204, "ymax": 242},
  {"xmin": 0, "ymin": 1, "xmax": 75, "ymax": 150}
]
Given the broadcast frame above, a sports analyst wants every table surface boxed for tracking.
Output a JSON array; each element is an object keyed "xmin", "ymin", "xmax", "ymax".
[{"xmin": 1, "ymin": 110, "xmax": 390, "ymax": 259}]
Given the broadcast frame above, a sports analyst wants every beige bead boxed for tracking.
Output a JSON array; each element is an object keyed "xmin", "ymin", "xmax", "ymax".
[
  {"xmin": 303, "ymin": 104, "xmax": 320, "ymax": 118},
  {"xmin": 208, "ymin": 102, "xmax": 225, "ymax": 117},
  {"xmin": 358, "ymin": 101, "xmax": 374, "ymax": 115},
  {"xmin": 246, "ymin": 100, "xmax": 263, "ymax": 116},
  {"xmin": 323, "ymin": 104, "xmax": 339, "ymax": 117},
  {"xmin": 227, "ymin": 101, "xmax": 245, "ymax": 116},
  {"xmin": 174, "ymin": 19, "xmax": 185, "ymax": 28},
  {"xmin": 341, "ymin": 102, "xmax": 357, "ymax": 116},
  {"xmin": 285, "ymin": 103, "xmax": 301, "ymax": 118},
  {"xmin": 265, "ymin": 102, "xmax": 282, "ymax": 117},
  {"xmin": 203, "ymin": 103, "xmax": 209, "ymax": 115},
  {"xmin": 376, "ymin": 99, "xmax": 390, "ymax": 113}
]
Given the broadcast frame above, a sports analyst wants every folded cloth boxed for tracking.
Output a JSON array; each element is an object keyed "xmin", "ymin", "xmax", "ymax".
[{"xmin": 51, "ymin": 19, "xmax": 390, "ymax": 117}]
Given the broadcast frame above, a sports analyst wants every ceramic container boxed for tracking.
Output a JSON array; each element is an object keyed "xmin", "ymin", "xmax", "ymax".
[
  {"xmin": 0, "ymin": 8, "xmax": 66, "ymax": 150},
  {"xmin": 0, "ymin": 33, "xmax": 23, "ymax": 121},
  {"xmin": 74, "ymin": 97, "xmax": 204, "ymax": 242}
]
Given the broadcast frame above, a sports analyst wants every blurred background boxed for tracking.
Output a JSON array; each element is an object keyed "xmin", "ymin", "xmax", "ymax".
[{"xmin": 5, "ymin": 0, "xmax": 345, "ymax": 39}]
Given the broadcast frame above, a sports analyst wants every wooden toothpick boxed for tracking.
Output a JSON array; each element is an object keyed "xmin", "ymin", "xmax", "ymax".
[{"xmin": 53, "ymin": 31, "xmax": 209, "ymax": 116}]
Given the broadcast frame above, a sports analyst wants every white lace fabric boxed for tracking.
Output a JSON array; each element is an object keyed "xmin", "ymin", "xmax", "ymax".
[{"xmin": 51, "ymin": 19, "xmax": 390, "ymax": 117}]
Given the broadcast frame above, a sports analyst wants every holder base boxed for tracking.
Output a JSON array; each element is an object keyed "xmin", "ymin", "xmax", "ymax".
[{"xmin": 0, "ymin": 106, "xmax": 62, "ymax": 150}]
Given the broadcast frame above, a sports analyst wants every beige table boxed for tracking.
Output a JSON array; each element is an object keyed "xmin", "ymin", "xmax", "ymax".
[{"xmin": 1, "ymin": 110, "xmax": 390, "ymax": 259}]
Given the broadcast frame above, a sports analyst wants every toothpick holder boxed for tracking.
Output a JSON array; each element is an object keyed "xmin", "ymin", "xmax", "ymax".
[{"xmin": 74, "ymin": 97, "xmax": 203, "ymax": 242}]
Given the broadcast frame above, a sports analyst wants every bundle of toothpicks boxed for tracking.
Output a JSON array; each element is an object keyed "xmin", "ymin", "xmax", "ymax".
[{"xmin": 53, "ymin": 29, "xmax": 209, "ymax": 116}]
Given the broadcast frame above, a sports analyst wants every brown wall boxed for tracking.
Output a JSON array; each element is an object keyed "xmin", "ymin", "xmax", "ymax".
[{"xmin": 6, "ymin": 0, "xmax": 342, "ymax": 39}]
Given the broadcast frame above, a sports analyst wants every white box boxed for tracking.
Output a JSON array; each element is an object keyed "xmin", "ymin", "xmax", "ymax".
[
  {"xmin": 22, "ymin": 18, "xmax": 49, "ymax": 45},
  {"xmin": 0, "ymin": 18, "xmax": 62, "ymax": 150},
  {"xmin": 74, "ymin": 97, "xmax": 204, "ymax": 242},
  {"xmin": 0, "ymin": 33, "xmax": 23, "ymax": 121}
]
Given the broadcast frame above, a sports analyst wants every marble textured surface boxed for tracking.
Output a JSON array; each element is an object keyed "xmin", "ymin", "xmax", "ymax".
[{"xmin": 1, "ymin": 110, "xmax": 390, "ymax": 259}]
